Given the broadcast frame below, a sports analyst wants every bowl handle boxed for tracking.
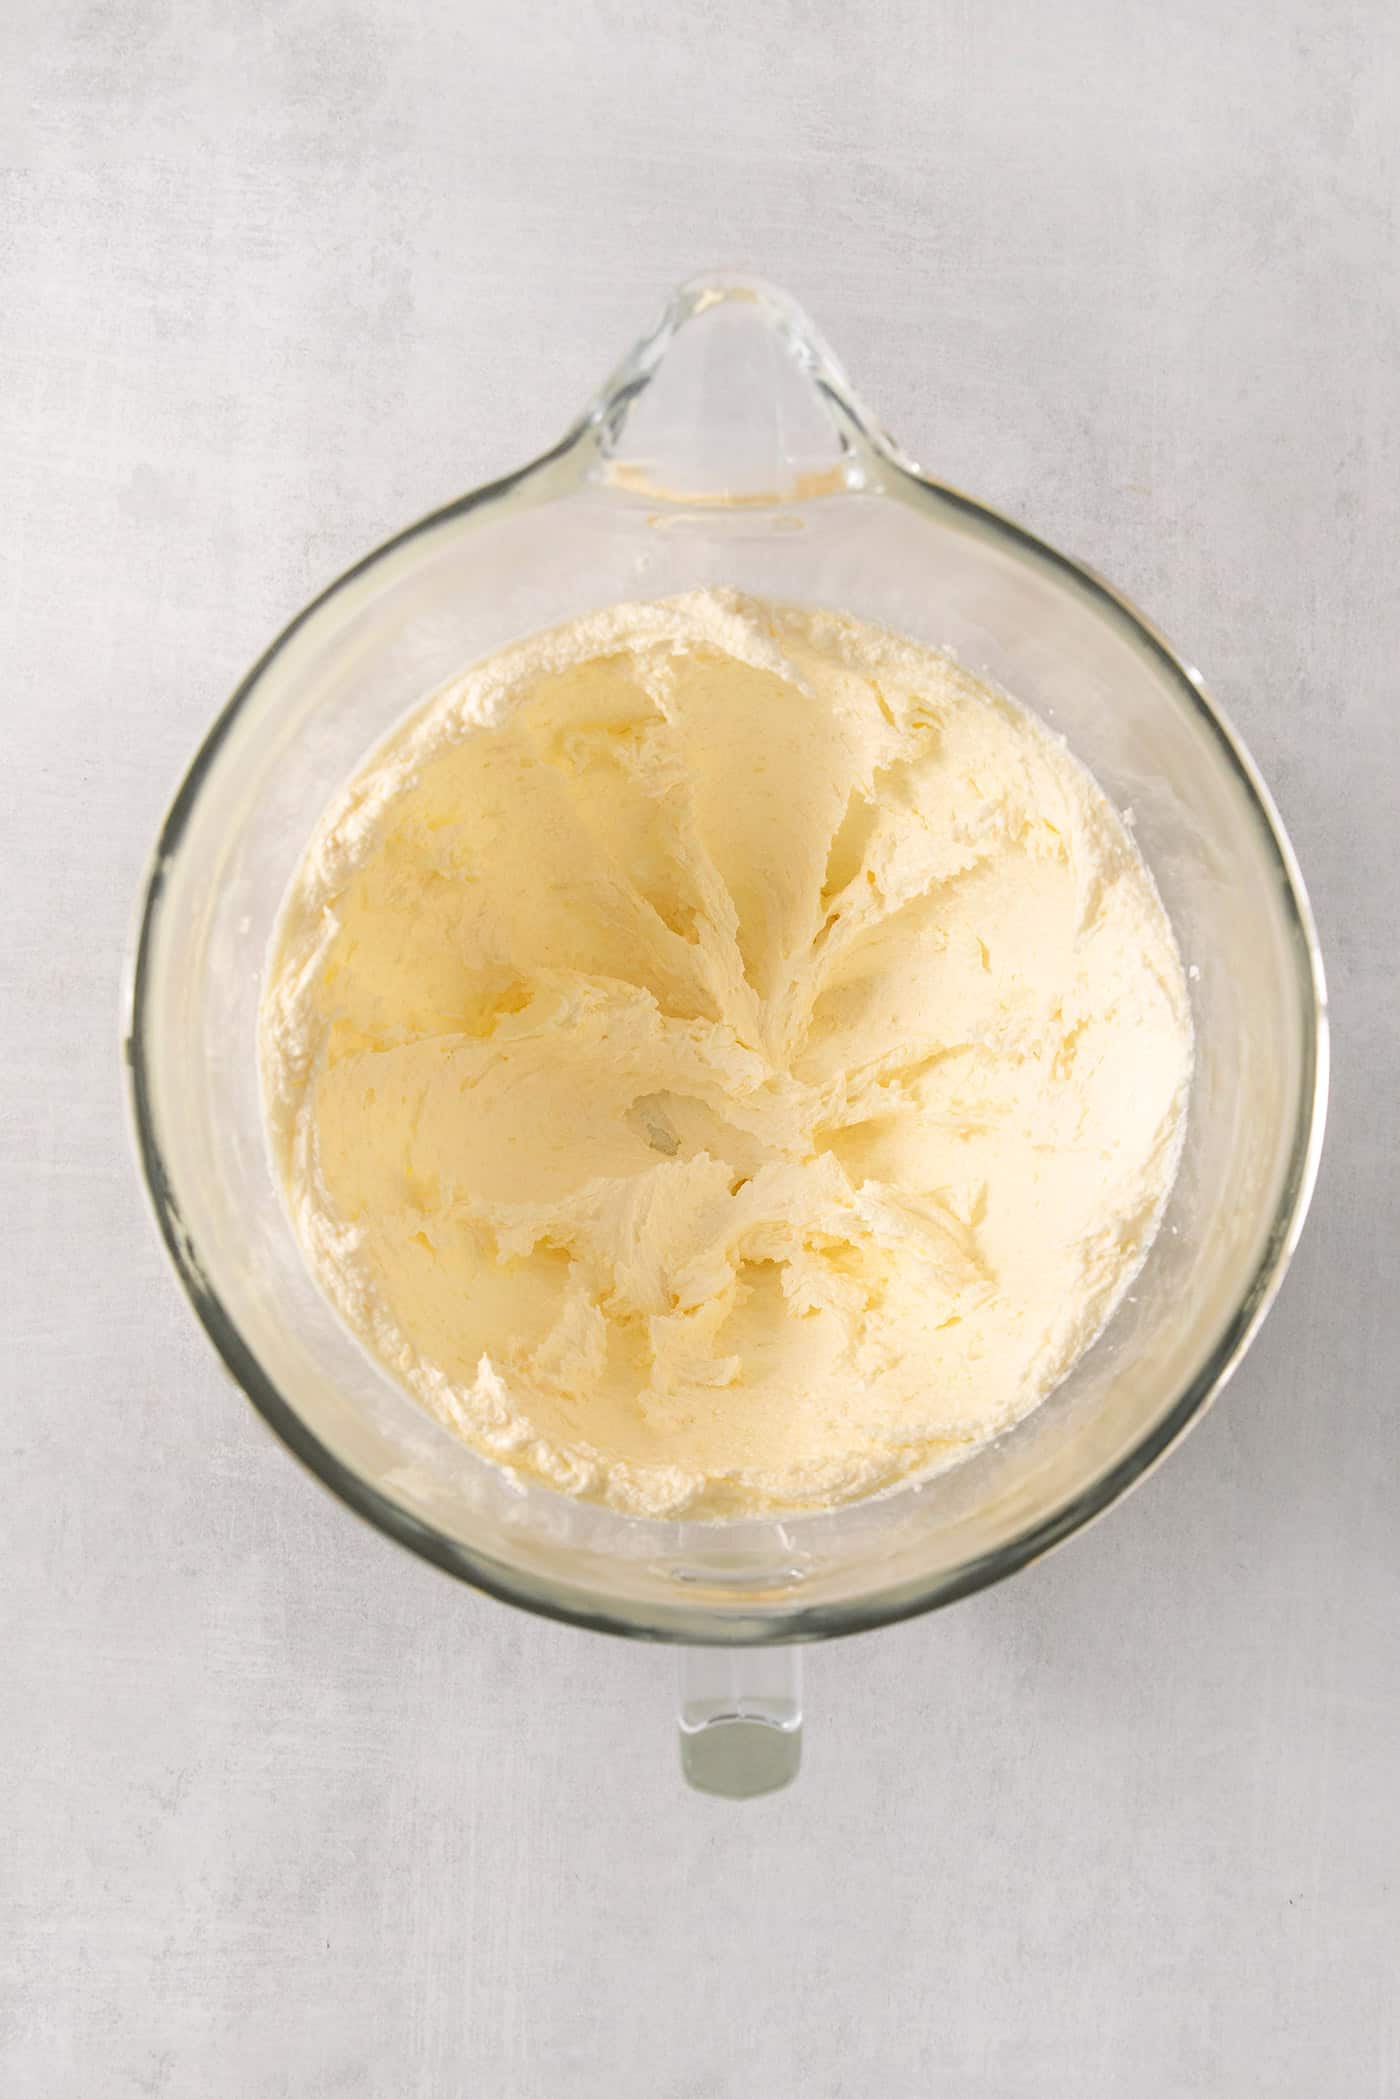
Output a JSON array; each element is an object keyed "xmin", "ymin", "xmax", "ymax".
[{"xmin": 676, "ymin": 1646, "xmax": 803, "ymax": 1799}]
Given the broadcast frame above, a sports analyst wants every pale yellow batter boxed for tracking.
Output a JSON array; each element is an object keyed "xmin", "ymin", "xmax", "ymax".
[{"xmin": 262, "ymin": 592, "xmax": 1191, "ymax": 1516}]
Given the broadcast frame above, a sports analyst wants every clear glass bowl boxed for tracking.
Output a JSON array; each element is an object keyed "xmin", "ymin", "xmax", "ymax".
[{"xmin": 125, "ymin": 277, "xmax": 1326, "ymax": 1789}]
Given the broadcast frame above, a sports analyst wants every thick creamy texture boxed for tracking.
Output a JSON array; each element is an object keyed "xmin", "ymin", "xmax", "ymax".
[{"xmin": 262, "ymin": 593, "xmax": 1191, "ymax": 1517}]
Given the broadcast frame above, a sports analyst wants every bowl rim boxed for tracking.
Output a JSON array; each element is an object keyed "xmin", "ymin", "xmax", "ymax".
[{"xmin": 123, "ymin": 440, "xmax": 1330, "ymax": 1647}]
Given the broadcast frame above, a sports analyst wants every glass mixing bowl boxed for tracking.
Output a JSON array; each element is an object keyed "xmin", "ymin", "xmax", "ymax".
[{"xmin": 125, "ymin": 276, "xmax": 1327, "ymax": 1796}]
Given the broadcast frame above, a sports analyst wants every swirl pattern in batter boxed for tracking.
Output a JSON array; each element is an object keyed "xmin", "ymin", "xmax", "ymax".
[{"xmin": 261, "ymin": 592, "xmax": 1191, "ymax": 1516}]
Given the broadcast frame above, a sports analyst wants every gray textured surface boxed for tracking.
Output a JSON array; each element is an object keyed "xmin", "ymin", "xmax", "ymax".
[{"xmin": 3, "ymin": 2, "xmax": 1398, "ymax": 2093}]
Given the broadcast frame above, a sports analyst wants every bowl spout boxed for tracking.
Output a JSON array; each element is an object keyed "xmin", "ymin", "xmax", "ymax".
[{"xmin": 582, "ymin": 272, "xmax": 891, "ymax": 506}]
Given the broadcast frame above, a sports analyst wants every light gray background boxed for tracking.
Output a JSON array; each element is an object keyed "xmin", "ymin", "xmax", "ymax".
[{"xmin": 3, "ymin": 2, "xmax": 1397, "ymax": 2094}]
